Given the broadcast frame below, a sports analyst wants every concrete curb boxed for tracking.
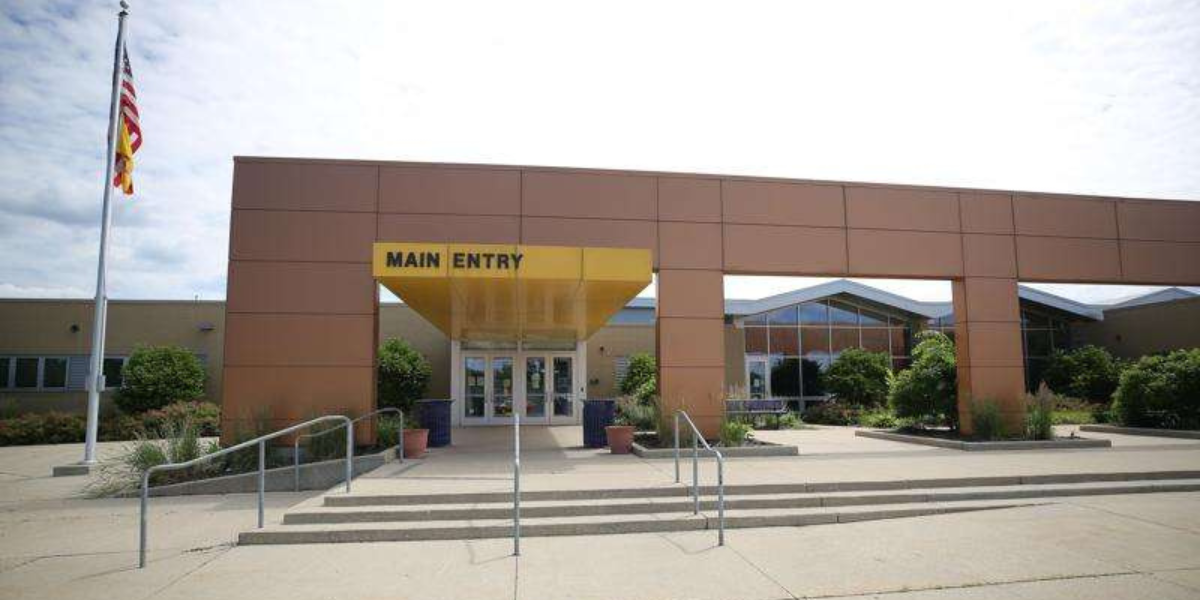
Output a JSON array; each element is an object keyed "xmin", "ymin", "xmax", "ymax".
[
  {"xmin": 630, "ymin": 441, "xmax": 799, "ymax": 459},
  {"xmin": 855, "ymin": 429, "xmax": 1112, "ymax": 451},
  {"xmin": 1079, "ymin": 424, "xmax": 1200, "ymax": 440},
  {"xmin": 129, "ymin": 446, "xmax": 402, "ymax": 497}
]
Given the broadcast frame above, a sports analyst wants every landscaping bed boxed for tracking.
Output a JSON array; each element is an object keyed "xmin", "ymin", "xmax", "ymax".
[
  {"xmin": 630, "ymin": 432, "xmax": 798, "ymax": 458},
  {"xmin": 855, "ymin": 428, "xmax": 1111, "ymax": 451},
  {"xmin": 1078, "ymin": 424, "xmax": 1200, "ymax": 440}
]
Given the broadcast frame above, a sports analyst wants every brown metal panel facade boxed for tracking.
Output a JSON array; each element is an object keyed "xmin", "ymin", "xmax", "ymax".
[{"xmin": 224, "ymin": 157, "xmax": 1200, "ymax": 437}]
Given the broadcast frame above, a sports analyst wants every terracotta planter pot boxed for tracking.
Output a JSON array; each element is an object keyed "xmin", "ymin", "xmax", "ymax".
[
  {"xmin": 402, "ymin": 428, "xmax": 429, "ymax": 459},
  {"xmin": 605, "ymin": 425, "xmax": 635, "ymax": 454}
]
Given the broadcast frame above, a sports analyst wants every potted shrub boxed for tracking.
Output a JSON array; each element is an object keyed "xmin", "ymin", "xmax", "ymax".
[
  {"xmin": 402, "ymin": 426, "xmax": 429, "ymax": 459},
  {"xmin": 377, "ymin": 338, "xmax": 433, "ymax": 457},
  {"xmin": 605, "ymin": 420, "xmax": 635, "ymax": 454}
]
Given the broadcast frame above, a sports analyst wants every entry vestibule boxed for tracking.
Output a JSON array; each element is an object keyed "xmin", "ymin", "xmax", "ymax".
[{"xmin": 451, "ymin": 341, "xmax": 587, "ymax": 426}]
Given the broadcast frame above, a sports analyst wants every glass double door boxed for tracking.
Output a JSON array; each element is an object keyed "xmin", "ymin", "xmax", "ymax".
[{"xmin": 463, "ymin": 353, "xmax": 576, "ymax": 425}]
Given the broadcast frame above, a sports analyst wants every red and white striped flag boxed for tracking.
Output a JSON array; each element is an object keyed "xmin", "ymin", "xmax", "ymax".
[{"xmin": 112, "ymin": 48, "xmax": 141, "ymax": 195}]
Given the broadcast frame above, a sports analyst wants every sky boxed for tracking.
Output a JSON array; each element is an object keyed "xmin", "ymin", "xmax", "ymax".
[{"xmin": 1, "ymin": 1, "xmax": 1198, "ymax": 305}]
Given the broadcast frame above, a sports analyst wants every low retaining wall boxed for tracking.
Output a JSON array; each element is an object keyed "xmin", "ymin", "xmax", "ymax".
[
  {"xmin": 1079, "ymin": 424, "xmax": 1200, "ymax": 440},
  {"xmin": 134, "ymin": 446, "xmax": 402, "ymax": 497},
  {"xmin": 632, "ymin": 441, "xmax": 798, "ymax": 459},
  {"xmin": 856, "ymin": 430, "xmax": 1111, "ymax": 451}
]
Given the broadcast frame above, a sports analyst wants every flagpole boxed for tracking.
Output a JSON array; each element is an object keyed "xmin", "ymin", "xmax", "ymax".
[{"xmin": 82, "ymin": 1, "xmax": 130, "ymax": 466}]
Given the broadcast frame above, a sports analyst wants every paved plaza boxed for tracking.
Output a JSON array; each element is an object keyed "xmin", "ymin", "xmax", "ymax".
[{"xmin": 0, "ymin": 426, "xmax": 1198, "ymax": 599}]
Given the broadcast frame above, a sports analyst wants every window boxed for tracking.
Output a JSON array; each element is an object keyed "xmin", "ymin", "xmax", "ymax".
[
  {"xmin": 744, "ymin": 327, "xmax": 768, "ymax": 355},
  {"xmin": 103, "ymin": 357, "xmax": 126, "ymax": 389},
  {"xmin": 41, "ymin": 358, "xmax": 67, "ymax": 389},
  {"xmin": 828, "ymin": 301, "xmax": 859, "ymax": 325},
  {"xmin": 768, "ymin": 327, "xmax": 798, "ymax": 355},
  {"xmin": 769, "ymin": 357, "xmax": 801, "ymax": 397},
  {"xmin": 0, "ymin": 357, "xmax": 8, "ymax": 389},
  {"xmin": 613, "ymin": 356, "xmax": 630, "ymax": 385},
  {"xmin": 798, "ymin": 302, "xmax": 827, "ymax": 325},
  {"xmin": 14, "ymin": 358, "xmax": 38, "ymax": 389}
]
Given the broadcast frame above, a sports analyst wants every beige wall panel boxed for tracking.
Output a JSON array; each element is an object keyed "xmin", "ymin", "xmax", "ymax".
[
  {"xmin": 376, "ymin": 213, "xmax": 520, "ymax": 244},
  {"xmin": 960, "ymin": 192, "xmax": 1014, "ymax": 234},
  {"xmin": 657, "ymin": 318, "xmax": 726, "ymax": 368},
  {"xmin": 521, "ymin": 217, "xmax": 657, "ymax": 256},
  {"xmin": 723, "ymin": 224, "xmax": 847, "ymax": 275},
  {"xmin": 522, "ymin": 171, "xmax": 656, "ymax": 220},
  {"xmin": 586, "ymin": 325, "xmax": 655, "ymax": 398},
  {"xmin": 722, "ymin": 180, "xmax": 845, "ymax": 227},
  {"xmin": 1070, "ymin": 297, "xmax": 1200, "ymax": 359},
  {"xmin": 232, "ymin": 161, "xmax": 377, "ymax": 213},
  {"xmin": 222, "ymin": 366, "xmax": 373, "ymax": 426},
  {"xmin": 227, "ymin": 261, "xmax": 375, "ymax": 315},
  {"xmin": 658, "ymin": 222, "xmax": 722, "ymax": 270},
  {"xmin": 659, "ymin": 177, "xmax": 721, "ymax": 222},
  {"xmin": 964, "ymin": 366, "xmax": 1027, "ymax": 412},
  {"xmin": 1119, "ymin": 240, "xmax": 1200, "ymax": 285},
  {"xmin": 724, "ymin": 324, "xmax": 746, "ymax": 392},
  {"xmin": 962, "ymin": 234, "xmax": 1017, "ymax": 278},
  {"xmin": 378, "ymin": 166, "xmax": 520, "ymax": 215},
  {"xmin": 1015, "ymin": 237, "xmax": 1121, "ymax": 282},
  {"xmin": 1013, "ymin": 195, "xmax": 1117, "ymax": 238},
  {"xmin": 1117, "ymin": 200, "xmax": 1200, "ymax": 243},
  {"xmin": 379, "ymin": 304, "xmax": 451, "ymax": 398},
  {"xmin": 845, "ymin": 187, "xmax": 960, "ymax": 232},
  {"xmin": 950, "ymin": 280, "xmax": 969, "ymax": 325},
  {"xmin": 964, "ymin": 322, "xmax": 1025, "ymax": 368},
  {"xmin": 847, "ymin": 229, "xmax": 962, "ymax": 278},
  {"xmin": 225, "ymin": 314, "xmax": 375, "ymax": 367},
  {"xmin": 659, "ymin": 366, "xmax": 725, "ymax": 435},
  {"xmin": 962, "ymin": 277, "xmax": 1020, "ymax": 322},
  {"xmin": 231, "ymin": 209, "xmax": 376, "ymax": 263},
  {"xmin": 657, "ymin": 270, "xmax": 724, "ymax": 319}
]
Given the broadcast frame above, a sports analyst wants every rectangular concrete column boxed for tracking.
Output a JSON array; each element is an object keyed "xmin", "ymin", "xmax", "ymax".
[
  {"xmin": 656, "ymin": 269, "xmax": 725, "ymax": 438},
  {"xmin": 952, "ymin": 277, "xmax": 1026, "ymax": 436}
]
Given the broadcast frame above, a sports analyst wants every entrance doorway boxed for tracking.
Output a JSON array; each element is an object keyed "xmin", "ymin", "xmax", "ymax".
[{"xmin": 456, "ymin": 345, "xmax": 585, "ymax": 426}]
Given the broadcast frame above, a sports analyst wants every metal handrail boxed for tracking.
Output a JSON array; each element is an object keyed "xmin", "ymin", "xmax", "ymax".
[
  {"xmin": 139, "ymin": 414, "xmax": 353, "ymax": 568},
  {"xmin": 512, "ymin": 412, "xmax": 521, "ymax": 556},
  {"xmin": 293, "ymin": 408, "xmax": 404, "ymax": 491},
  {"xmin": 673, "ymin": 411, "xmax": 725, "ymax": 546}
]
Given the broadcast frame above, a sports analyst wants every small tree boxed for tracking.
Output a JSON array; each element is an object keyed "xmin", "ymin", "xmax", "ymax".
[
  {"xmin": 888, "ymin": 330, "xmax": 957, "ymax": 428},
  {"xmin": 1042, "ymin": 345, "xmax": 1123, "ymax": 403},
  {"xmin": 115, "ymin": 345, "xmax": 206, "ymax": 414},
  {"xmin": 619, "ymin": 353, "xmax": 657, "ymax": 399},
  {"xmin": 377, "ymin": 339, "xmax": 432, "ymax": 416},
  {"xmin": 825, "ymin": 348, "xmax": 891, "ymax": 407}
]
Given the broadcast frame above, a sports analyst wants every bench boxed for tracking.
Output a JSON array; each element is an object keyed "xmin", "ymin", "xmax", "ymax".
[{"xmin": 725, "ymin": 399, "xmax": 789, "ymax": 417}]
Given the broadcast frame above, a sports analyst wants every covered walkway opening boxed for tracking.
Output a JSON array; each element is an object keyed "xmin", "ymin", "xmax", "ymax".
[{"xmin": 374, "ymin": 243, "xmax": 652, "ymax": 427}]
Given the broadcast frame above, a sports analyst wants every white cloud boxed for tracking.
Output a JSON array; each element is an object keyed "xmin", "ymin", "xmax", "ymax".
[{"xmin": 1, "ymin": 0, "xmax": 1197, "ymax": 303}]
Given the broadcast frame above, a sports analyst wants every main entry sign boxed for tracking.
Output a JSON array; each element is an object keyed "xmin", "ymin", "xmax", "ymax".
[{"xmin": 373, "ymin": 243, "xmax": 652, "ymax": 342}]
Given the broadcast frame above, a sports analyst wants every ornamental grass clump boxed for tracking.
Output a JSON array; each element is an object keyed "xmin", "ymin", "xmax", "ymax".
[{"xmin": 1026, "ymin": 383, "xmax": 1056, "ymax": 441}]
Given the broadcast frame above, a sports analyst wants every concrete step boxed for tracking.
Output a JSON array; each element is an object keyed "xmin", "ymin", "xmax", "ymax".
[
  {"xmin": 285, "ymin": 479, "xmax": 1200, "ymax": 524},
  {"xmin": 322, "ymin": 470, "xmax": 1200, "ymax": 507},
  {"xmin": 239, "ymin": 500, "xmax": 1037, "ymax": 545}
]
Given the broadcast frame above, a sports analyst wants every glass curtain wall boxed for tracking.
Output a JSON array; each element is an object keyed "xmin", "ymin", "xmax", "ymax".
[{"xmin": 744, "ymin": 299, "xmax": 913, "ymax": 400}]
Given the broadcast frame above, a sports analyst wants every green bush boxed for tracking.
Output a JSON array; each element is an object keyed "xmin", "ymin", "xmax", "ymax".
[
  {"xmin": 633, "ymin": 378, "xmax": 658, "ymax": 405},
  {"xmin": 888, "ymin": 331, "xmax": 958, "ymax": 428},
  {"xmin": 114, "ymin": 345, "xmax": 206, "ymax": 413},
  {"xmin": 0, "ymin": 412, "xmax": 85, "ymax": 446},
  {"xmin": 825, "ymin": 349, "xmax": 891, "ymax": 407},
  {"xmin": 777, "ymin": 412, "xmax": 802, "ymax": 429},
  {"xmin": 859, "ymin": 408, "xmax": 900, "ymax": 429},
  {"xmin": 377, "ymin": 339, "xmax": 433, "ymax": 416},
  {"xmin": 1112, "ymin": 349, "xmax": 1200, "ymax": 429},
  {"xmin": 616, "ymin": 397, "xmax": 658, "ymax": 431},
  {"xmin": 802, "ymin": 401, "xmax": 857, "ymax": 426},
  {"xmin": 141, "ymin": 401, "xmax": 221, "ymax": 437},
  {"xmin": 969, "ymin": 398, "xmax": 1004, "ymax": 441},
  {"xmin": 1042, "ymin": 345, "xmax": 1123, "ymax": 403},
  {"xmin": 1026, "ymin": 384, "xmax": 1055, "ymax": 440},
  {"xmin": 719, "ymin": 420, "xmax": 752, "ymax": 447},
  {"xmin": 377, "ymin": 416, "xmax": 401, "ymax": 448},
  {"xmin": 619, "ymin": 353, "xmax": 657, "ymax": 398}
]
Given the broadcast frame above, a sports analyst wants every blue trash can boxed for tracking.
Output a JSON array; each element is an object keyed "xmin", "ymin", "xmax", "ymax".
[
  {"xmin": 583, "ymin": 399, "xmax": 616, "ymax": 448},
  {"xmin": 418, "ymin": 399, "xmax": 454, "ymax": 447}
]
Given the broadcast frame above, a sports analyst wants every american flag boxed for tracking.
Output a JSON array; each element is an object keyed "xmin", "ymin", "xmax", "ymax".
[{"xmin": 113, "ymin": 47, "xmax": 141, "ymax": 195}]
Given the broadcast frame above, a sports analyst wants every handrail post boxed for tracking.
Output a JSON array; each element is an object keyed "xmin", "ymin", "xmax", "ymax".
[
  {"xmin": 513, "ymin": 411, "xmax": 521, "ymax": 557},
  {"xmin": 257, "ymin": 440, "xmax": 265, "ymax": 528},
  {"xmin": 138, "ymin": 470, "xmax": 150, "ymax": 568},
  {"xmin": 293, "ymin": 436, "xmax": 300, "ymax": 492},
  {"xmin": 398, "ymin": 411, "xmax": 404, "ymax": 462},
  {"xmin": 717, "ymin": 457, "xmax": 725, "ymax": 546},
  {"xmin": 673, "ymin": 412, "xmax": 680, "ymax": 483},
  {"xmin": 692, "ymin": 432, "xmax": 699, "ymax": 514},
  {"xmin": 345, "ymin": 419, "xmax": 354, "ymax": 493}
]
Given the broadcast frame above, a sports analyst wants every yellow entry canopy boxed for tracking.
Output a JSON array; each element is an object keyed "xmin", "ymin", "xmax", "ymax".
[{"xmin": 373, "ymin": 243, "xmax": 653, "ymax": 343}]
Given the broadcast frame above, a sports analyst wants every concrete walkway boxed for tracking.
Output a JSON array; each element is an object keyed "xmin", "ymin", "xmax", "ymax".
[{"xmin": 0, "ymin": 430, "xmax": 1198, "ymax": 599}]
